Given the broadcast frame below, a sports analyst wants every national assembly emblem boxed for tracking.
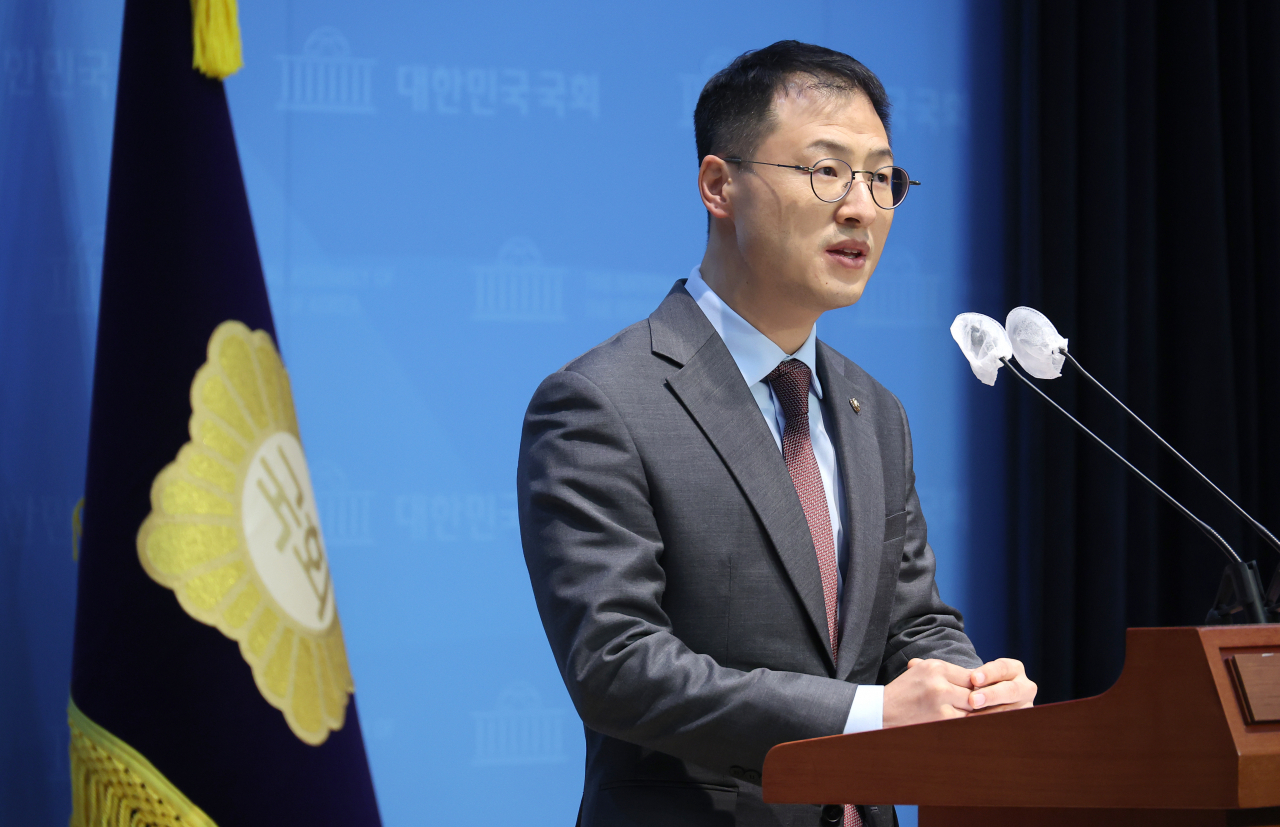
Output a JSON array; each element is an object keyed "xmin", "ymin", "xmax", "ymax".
[{"xmin": 137, "ymin": 320, "xmax": 353, "ymax": 745}]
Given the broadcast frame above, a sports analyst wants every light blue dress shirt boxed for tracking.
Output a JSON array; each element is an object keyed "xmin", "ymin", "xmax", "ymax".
[{"xmin": 685, "ymin": 267, "xmax": 883, "ymax": 734}]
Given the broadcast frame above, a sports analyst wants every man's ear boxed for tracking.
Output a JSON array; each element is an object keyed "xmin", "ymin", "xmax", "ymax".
[{"xmin": 698, "ymin": 155, "xmax": 734, "ymax": 221}]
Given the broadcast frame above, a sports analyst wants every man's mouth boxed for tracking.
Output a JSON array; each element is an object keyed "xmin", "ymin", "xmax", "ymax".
[{"xmin": 826, "ymin": 240, "xmax": 870, "ymax": 268}]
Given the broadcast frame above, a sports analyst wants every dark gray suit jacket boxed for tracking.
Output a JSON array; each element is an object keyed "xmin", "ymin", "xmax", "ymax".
[{"xmin": 517, "ymin": 282, "xmax": 980, "ymax": 827}]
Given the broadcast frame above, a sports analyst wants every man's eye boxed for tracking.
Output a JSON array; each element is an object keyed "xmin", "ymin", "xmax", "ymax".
[
  {"xmin": 874, "ymin": 172, "xmax": 891, "ymax": 184},
  {"xmin": 815, "ymin": 165, "xmax": 840, "ymax": 178}
]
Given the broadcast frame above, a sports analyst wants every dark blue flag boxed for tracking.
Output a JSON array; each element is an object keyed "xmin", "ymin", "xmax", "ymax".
[{"xmin": 69, "ymin": 0, "xmax": 382, "ymax": 824}]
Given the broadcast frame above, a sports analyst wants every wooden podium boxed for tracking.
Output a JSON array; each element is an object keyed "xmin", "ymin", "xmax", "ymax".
[{"xmin": 763, "ymin": 626, "xmax": 1280, "ymax": 826}]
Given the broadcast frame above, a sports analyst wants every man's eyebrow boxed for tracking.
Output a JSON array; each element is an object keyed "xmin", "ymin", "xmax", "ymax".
[
  {"xmin": 805, "ymin": 139, "xmax": 895, "ymax": 163},
  {"xmin": 806, "ymin": 139, "xmax": 850, "ymax": 155}
]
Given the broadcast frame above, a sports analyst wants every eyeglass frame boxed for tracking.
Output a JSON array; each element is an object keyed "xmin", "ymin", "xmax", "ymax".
[{"xmin": 721, "ymin": 156, "xmax": 921, "ymax": 209}]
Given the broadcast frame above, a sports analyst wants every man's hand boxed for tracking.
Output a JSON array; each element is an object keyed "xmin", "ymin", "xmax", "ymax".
[
  {"xmin": 882, "ymin": 658, "xmax": 977, "ymax": 728},
  {"xmin": 883, "ymin": 657, "xmax": 1037, "ymax": 728},
  {"xmin": 968, "ymin": 657, "xmax": 1037, "ymax": 714}
]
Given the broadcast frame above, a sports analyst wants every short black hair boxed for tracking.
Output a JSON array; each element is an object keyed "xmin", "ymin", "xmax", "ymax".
[{"xmin": 694, "ymin": 41, "xmax": 891, "ymax": 165}]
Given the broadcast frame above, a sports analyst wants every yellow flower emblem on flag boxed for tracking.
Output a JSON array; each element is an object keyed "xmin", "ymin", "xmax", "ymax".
[{"xmin": 137, "ymin": 320, "xmax": 353, "ymax": 745}]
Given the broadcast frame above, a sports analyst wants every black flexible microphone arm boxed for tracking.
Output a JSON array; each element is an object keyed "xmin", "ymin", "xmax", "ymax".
[
  {"xmin": 999, "ymin": 357, "xmax": 1242, "ymax": 565},
  {"xmin": 1059, "ymin": 349, "xmax": 1280, "ymax": 557}
]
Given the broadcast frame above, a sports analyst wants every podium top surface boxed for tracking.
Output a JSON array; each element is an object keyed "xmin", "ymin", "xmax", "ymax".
[{"xmin": 763, "ymin": 626, "xmax": 1280, "ymax": 809}]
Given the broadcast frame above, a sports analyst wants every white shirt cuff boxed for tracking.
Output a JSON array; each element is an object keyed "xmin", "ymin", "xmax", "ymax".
[{"xmin": 842, "ymin": 684, "xmax": 884, "ymax": 734}]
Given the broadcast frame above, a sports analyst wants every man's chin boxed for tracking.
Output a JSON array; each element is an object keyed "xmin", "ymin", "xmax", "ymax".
[{"xmin": 817, "ymin": 274, "xmax": 871, "ymax": 311}]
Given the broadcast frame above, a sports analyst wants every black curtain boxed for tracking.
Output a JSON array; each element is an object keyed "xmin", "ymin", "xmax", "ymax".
[{"xmin": 1003, "ymin": 0, "xmax": 1280, "ymax": 703}]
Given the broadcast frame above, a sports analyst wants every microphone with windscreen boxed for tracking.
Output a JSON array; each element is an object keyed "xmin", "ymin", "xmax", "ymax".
[
  {"xmin": 949, "ymin": 313, "xmax": 1013, "ymax": 386},
  {"xmin": 950, "ymin": 312, "xmax": 1271, "ymax": 624},
  {"xmin": 1005, "ymin": 306, "xmax": 1068, "ymax": 379}
]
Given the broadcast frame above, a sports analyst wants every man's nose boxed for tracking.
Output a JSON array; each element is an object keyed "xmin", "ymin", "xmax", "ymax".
[{"xmin": 835, "ymin": 180, "xmax": 878, "ymax": 225}]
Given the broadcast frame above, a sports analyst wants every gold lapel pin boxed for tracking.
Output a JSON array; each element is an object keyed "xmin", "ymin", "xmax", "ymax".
[{"xmin": 849, "ymin": 398, "xmax": 861, "ymax": 413}]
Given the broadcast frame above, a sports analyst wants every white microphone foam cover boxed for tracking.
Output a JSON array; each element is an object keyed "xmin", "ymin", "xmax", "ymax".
[
  {"xmin": 949, "ymin": 313, "xmax": 1013, "ymax": 386},
  {"xmin": 1005, "ymin": 306, "xmax": 1069, "ymax": 379}
]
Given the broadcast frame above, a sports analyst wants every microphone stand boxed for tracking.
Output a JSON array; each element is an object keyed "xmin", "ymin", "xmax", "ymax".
[
  {"xmin": 1060, "ymin": 349, "xmax": 1280, "ymax": 555},
  {"xmin": 1000, "ymin": 357, "xmax": 1269, "ymax": 625},
  {"xmin": 1057, "ymin": 349, "xmax": 1279, "ymax": 624}
]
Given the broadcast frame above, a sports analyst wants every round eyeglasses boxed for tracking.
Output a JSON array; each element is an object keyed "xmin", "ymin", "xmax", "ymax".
[{"xmin": 723, "ymin": 157, "xmax": 920, "ymax": 209}]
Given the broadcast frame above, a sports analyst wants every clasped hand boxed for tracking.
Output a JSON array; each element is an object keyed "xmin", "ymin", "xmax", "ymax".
[{"xmin": 882, "ymin": 657, "xmax": 1037, "ymax": 728}]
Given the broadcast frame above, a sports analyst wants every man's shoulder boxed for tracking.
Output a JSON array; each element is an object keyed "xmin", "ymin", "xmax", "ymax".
[
  {"xmin": 552, "ymin": 318, "xmax": 662, "ymax": 387},
  {"xmin": 537, "ymin": 280, "xmax": 703, "ymax": 393},
  {"xmin": 524, "ymin": 316, "xmax": 673, "ymax": 416}
]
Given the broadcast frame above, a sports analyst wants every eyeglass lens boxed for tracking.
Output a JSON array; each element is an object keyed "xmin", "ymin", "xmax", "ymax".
[{"xmin": 810, "ymin": 159, "xmax": 911, "ymax": 208}]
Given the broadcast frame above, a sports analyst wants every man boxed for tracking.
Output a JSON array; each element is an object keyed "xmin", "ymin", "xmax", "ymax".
[{"xmin": 517, "ymin": 41, "xmax": 1036, "ymax": 827}]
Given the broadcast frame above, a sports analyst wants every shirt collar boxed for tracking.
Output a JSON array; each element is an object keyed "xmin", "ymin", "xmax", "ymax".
[{"xmin": 685, "ymin": 266, "xmax": 823, "ymax": 399}]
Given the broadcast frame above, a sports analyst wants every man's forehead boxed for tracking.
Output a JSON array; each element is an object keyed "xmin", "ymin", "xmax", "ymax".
[{"xmin": 766, "ymin": 90, "xmax": 891, "ymax": 155}]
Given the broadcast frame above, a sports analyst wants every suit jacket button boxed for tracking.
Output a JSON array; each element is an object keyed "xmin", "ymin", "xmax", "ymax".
[
  {"xmin": 821, "ymin": 804, "xmax": 844, "ymax": 823},
  {"xmin": 729, "ymin": 766, "xmax": 745, "ymax": 779},
  {"xmin": 746, "ymin": 770, "xmax": 761, "ymax": 784}
]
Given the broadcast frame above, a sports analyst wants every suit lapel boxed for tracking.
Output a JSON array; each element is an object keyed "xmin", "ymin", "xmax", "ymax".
[
  {"xmin": 816, "ymin": 344, "xmax": 888, "ymax": 682},
  {"xmin": 652, "ymin": 285, "xmax": 835, "ymax": 671}
]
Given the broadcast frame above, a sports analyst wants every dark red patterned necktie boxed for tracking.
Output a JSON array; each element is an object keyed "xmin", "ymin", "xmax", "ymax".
[
  {"xmin": 766, "ymin": 359, "xmax": 840, "ymax": 656},
  {"xmin": 765, "ymin": 359, "xmax": 862, "ymax": 827}
]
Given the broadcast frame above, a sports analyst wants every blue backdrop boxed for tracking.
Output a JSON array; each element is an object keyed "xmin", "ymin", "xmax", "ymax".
[{"xmin": 0, "ymin": 1, "xmax": 1006, "ymax": 824}]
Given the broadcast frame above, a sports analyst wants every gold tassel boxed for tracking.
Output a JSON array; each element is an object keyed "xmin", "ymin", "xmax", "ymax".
[
  {"xmin": 68, "ymin": 699, "xmax": 220, "ymax": 827},
  {"xmin": 190, "ymin": 0, "xmax": 243, "ymax": 80},
  {"xmin": 72, "ymin": 497, "xmax": 84, "ymax": 560}
]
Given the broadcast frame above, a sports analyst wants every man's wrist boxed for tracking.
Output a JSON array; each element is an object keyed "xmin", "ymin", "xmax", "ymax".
[{"xmin": 842, "ymin": 684, "xmax": 884, "ymax": 734}]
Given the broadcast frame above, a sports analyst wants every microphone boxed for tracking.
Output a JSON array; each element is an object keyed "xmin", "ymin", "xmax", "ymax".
[
  {"xmin": 951, "ymin": 313, "xmax": 1269, "ymax": 624},
  {"xmin": 949, "ymin": 313, "xmax": 1013, "ymax": 386},
  {"xmin": 1006, "ymin": 305, "xmax": 1280, "ymax": 558}
]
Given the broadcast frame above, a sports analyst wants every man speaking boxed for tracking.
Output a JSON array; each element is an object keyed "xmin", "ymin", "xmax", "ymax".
[{"xmin": 517, "ymin": 41, "xmax": 1036, "ymax": 827}]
